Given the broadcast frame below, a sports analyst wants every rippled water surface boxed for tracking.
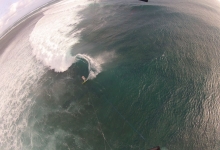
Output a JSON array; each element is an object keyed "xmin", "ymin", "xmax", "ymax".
[{"xmin": 1, "ymin": 0, "xmax": 220, "ymax": 149}]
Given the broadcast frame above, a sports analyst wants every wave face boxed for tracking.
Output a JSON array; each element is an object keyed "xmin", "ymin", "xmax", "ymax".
[{"xmin": 29, "ymin": 0, "xmax": 101, "ymax": 80}]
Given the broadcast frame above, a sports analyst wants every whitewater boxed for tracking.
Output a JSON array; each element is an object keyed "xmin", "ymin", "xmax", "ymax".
[
  {"xmin": 29, "ymin": 0, "xmax": 102, "ymax": 80},
  {"xmin": 1, "ymin": 0, "xmax": 220, "ymax": 149},
  {"xmin": 0, "ymin": 0, "xmax": 106, "ymax": 149}
]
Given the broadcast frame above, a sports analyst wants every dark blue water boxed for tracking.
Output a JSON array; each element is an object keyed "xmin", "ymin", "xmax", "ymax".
[{"xmin": 1, "ymin": 0, "xmax": 220, "ymax": 149}]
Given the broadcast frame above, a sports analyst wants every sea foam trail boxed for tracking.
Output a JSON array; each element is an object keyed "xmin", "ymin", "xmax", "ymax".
[{"xmin": 29, "ymin": 0, "xmax": 101, "ymax": 80}]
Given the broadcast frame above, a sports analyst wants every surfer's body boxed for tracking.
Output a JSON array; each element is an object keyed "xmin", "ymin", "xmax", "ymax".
[{"xmin": 82, "ymin": 76, "xmax": 87, "ymax": 84}]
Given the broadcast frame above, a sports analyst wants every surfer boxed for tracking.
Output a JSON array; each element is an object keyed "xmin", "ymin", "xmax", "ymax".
[{"xmin": 82, "ymin": 76, "xmax": 87, "ymax": 84}]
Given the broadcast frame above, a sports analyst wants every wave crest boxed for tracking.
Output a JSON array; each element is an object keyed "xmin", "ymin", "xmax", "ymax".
[
  {"xmin": 75, "ymin": 54, "xmax": 102, "ymax": 80},
  {"xmin": 29, "ymin": 0, "xmax": 101, "ymax": 80}
]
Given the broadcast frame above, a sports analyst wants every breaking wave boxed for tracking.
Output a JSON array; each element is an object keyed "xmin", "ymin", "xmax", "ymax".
[
  {"xmin": 74, "ymin": 54, "xmax": 101, "ymax": 80},
  {"xmin": 29, "ymin": 0, "xmax": 101, "ymax": 80}
]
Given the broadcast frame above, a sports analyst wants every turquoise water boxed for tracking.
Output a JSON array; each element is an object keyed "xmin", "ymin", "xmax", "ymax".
[{"xmin": 1, "ymin": 0, "xmax": 220, "ymax": 149}]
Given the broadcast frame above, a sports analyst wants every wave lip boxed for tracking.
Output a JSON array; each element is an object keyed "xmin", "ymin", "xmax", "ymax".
[{"xmin": 75, "ymin": 54, "xmax": 102, "ymax": 80}]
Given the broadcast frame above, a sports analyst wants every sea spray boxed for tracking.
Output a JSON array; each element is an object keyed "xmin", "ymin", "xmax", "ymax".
[{"xmin": 74, "ymin": 54, "xmax": 102, "ymax": 80}]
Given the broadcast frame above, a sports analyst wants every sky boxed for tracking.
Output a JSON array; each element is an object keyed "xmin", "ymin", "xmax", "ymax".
[{"xmin": 0, "ymin": 0, "xmax": 53, "ymax": 36}]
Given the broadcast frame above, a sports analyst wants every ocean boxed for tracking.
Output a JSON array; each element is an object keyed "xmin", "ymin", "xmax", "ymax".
[{"xmin": 0, "ymin": 0, "xmax": 220, "ymax": 149}]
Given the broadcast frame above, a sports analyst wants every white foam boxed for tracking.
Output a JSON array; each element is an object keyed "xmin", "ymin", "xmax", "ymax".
[
  {"xmin": 29, "ymin": 0, "xmax": 96, "ymax": 73},
  {"xmin": 0, "ymin": 28, "xmax": 46, "ymax": 150}
]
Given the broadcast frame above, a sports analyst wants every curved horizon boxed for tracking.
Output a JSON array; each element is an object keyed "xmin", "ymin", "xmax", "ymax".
[{"xmin": 0, "ymin": 0, "xmax": 53, "ymax": 36}]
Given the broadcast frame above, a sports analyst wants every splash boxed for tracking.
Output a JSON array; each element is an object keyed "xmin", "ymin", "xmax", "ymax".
[{"xmin": 74, "ymin": 54, "xmax": 102, "ymax": 80}]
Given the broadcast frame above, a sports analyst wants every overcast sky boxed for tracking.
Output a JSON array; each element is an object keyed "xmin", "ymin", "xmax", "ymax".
[{"xmin": 0, "ymin": 0, "xmax": 53, "ymax": 36}]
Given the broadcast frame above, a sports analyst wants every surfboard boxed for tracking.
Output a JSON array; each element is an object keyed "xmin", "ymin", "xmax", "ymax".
[
  {"xmin": 82, "ymin": 80, "xmax": 87, "ymax": 84},
  {"xmin": 82, "ymin": 76, "xmax": 87, "ymax": 84}
]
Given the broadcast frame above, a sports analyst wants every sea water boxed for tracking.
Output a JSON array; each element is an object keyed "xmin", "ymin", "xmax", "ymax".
[{"xmin": 1, "ymin": 0, "xmax": 220, "ymax": 149}]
